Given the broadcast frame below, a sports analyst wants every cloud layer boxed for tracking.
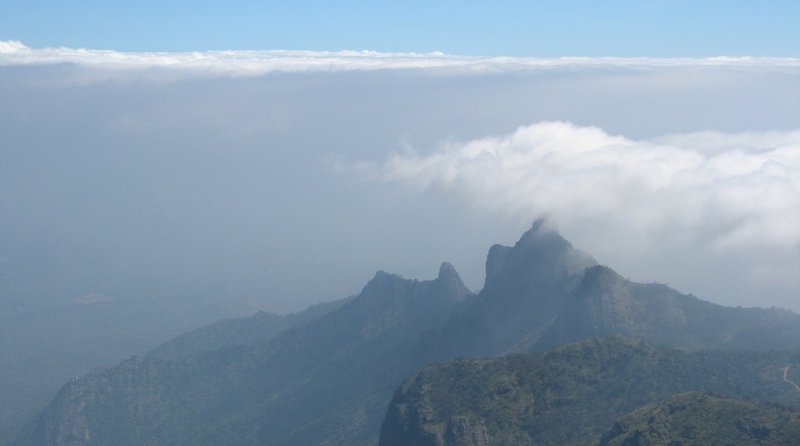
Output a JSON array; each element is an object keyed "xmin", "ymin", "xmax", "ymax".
[
  {"xmin": 371, "ymin": 122, "xmax": 800, "ymax": 305},
  {"xmin": 2, "ymin": 41, "xmax": 797, "ymax": 311},
  {"xmin": 2, "ymin": 40, "xmax": 799, "ymax": 76}
]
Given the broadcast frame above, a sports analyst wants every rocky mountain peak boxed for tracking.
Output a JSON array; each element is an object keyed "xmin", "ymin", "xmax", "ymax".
[
  {"xmin": 578, "ymin": 265, "xmax": 625, "ymax": 291},
  {"xmin": 361, "ymin": 270, "xmax": 407, "ymax": 293},
  {"xmin": 484, "ymin": 220, "xmax": 597, "ymax": 296},
  {"xmin": 515, "ymin": 217, "xmax": 555, "ymax": 244},
  {"xmin": 433, "ymin": 262, "xmax": 472, "ymax": 302},
  {"xmin": 437, "ymin": 262, "xmax": 459, "ymax": 281}
]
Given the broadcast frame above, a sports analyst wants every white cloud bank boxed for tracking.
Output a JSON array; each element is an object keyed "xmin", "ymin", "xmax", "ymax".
[
  {"xmin": 2, "ymin": 40, "xmax": 800, "ymax": 76},
  {"xmin": 369, "ymin": 122, "xmax": 800, "ymax": 306}
]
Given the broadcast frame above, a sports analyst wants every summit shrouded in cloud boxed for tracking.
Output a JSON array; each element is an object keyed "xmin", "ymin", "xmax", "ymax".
[
  {"xmin": 1, "ymin": 34, "xmax": 798, "ymax": 440},
  {"xmin": 375, "ymin": 122, "xmax": 800, "ymax": 250},
  {"xmin": 1, "ymin": 38, "xmax": 798, "ymax": 312},
  {"xmin": 2, "ymin": 1, "xmax": 800, "ymax": 444},
  {"xmin": 368, "ymin": 122, "xmax": 800, "ymax": 308},
  {"xmin": 1, "ymin": 38, "xmax": 797, "ymax": 314}
]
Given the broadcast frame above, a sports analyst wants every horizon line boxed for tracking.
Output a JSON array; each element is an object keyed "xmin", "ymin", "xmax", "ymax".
[{"xmin": 3, "ymin": 40, "xmax": 799, "ymax": 76}]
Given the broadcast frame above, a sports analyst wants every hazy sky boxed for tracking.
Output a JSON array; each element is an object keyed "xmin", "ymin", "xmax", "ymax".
[
  {"xmin": 1, "ymin": 1, "xmax": 798, "ymax": 56},
  {"xmin": 1, "ymin": 2, "xmax": 798, "ymax": 313},
  {"xmin": 1, "ymin": 40, "xmax": 798, "ymax": 314}
]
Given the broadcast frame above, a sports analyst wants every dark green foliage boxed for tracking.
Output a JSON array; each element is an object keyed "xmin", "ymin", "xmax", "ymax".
[
  {"xmin": 599, "ymin": 392, "xmax": 800, "ymax": 445},
  {"xmin": 379, "ymin": 337, "xmax": 800, "ymax": 446}
]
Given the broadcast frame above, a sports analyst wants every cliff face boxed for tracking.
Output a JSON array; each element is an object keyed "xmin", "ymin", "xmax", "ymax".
[
  {"xmin": 430, "ymin": 220, "xmax": 598, "ymax": 358},
  {"xmin": 379, "ymin": 392, "xmax": 496, "ymax": 446},
  {"xmin": 39, "ymin": 381, "xmax": 91, "ymax": 446},
  {"xmin": 37, "ymin": 356, "xmax": 204, "ymax": 446}
]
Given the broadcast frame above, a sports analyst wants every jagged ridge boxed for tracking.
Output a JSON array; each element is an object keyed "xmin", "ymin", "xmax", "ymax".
[{"xmin": 28, "ymin": 222, "xmax": 800, "ymax": 446}]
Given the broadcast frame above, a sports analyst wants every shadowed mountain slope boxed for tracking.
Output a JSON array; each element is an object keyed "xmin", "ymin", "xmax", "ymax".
[
  {"xmin": 426, "ymin": 220, "xmax": 598, "ymax": 358},
  {"xmin": 428, "ymin": 221, "xmax": 800, "ymax": 358},
  {"xmin": 146, "ymin": 297, "xmax": 351, "ymax": 360},
  {"xmin": 28, "ymin": 222, "xmax": 800, "ymax": 446},
  {"xmin": 34, "ymin": 264, "xmax": 472, "ymax": 446}
]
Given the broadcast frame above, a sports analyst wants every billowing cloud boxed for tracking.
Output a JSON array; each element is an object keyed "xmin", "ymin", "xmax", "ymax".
[
  {"xmin": 2, "ymin": 40, "xmax": 799, "ymax": 77},
  {"xmin": 370, "ymin": 122, "xmax": 800, "ymax": 306},
  {"xmin": 1, "ymin": 40, "xmax": 797, "ymax": 311}
]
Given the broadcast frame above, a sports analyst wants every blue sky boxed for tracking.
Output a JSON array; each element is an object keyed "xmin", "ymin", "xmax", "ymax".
[{"xmin": 1, "ymin": 0, "xmax": 798, "ymax": 56}]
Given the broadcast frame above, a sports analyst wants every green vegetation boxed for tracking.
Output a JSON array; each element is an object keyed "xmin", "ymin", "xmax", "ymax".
[
  {"xmin": 380, "ymin": 337, "xmax": 800, "ymax": 446},
  {"xmin": 600, "ymin": 392, "xmax": 800, "ymax": 445}
]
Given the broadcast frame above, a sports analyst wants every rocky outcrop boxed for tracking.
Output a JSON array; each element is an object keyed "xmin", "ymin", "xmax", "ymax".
[
  {"xmin": 443, "ymin": 417, "xmax": 492, "ymax": 446},
  {"xmin": 430, "ymin": 220, "xmax": 598, "ymax": 358}
]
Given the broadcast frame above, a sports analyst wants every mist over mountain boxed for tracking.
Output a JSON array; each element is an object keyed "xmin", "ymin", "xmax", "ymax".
[
  {"xmin": 20, "ymin": 224, "xmax": 800, "ymax": 446},
  {"xmin": 2, "ymin": 53, "xmax": 797, "ymax": 443},
  {"xmin": 4, "ymin": 3, "xmax": 799, "ymax": 446},
  {"xmin": 30, "ymin": 263, "xmax": 472, "ymax": 446},
  {"xmin": 2, "ymin": 57, "xmax": 798, "ymax": 316},
  {"xmin": 0, "ymin": 295, "xmax": 261, "ymax": 444},
  {"xmin": 427, "ymin": 221, "xmax": 800, "ymax": 360}
]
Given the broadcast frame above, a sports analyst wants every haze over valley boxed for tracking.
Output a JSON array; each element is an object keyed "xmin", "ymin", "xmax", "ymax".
[{"xmin": 1, "ymin": 2, "xmax": 799, "ymax": 445}]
